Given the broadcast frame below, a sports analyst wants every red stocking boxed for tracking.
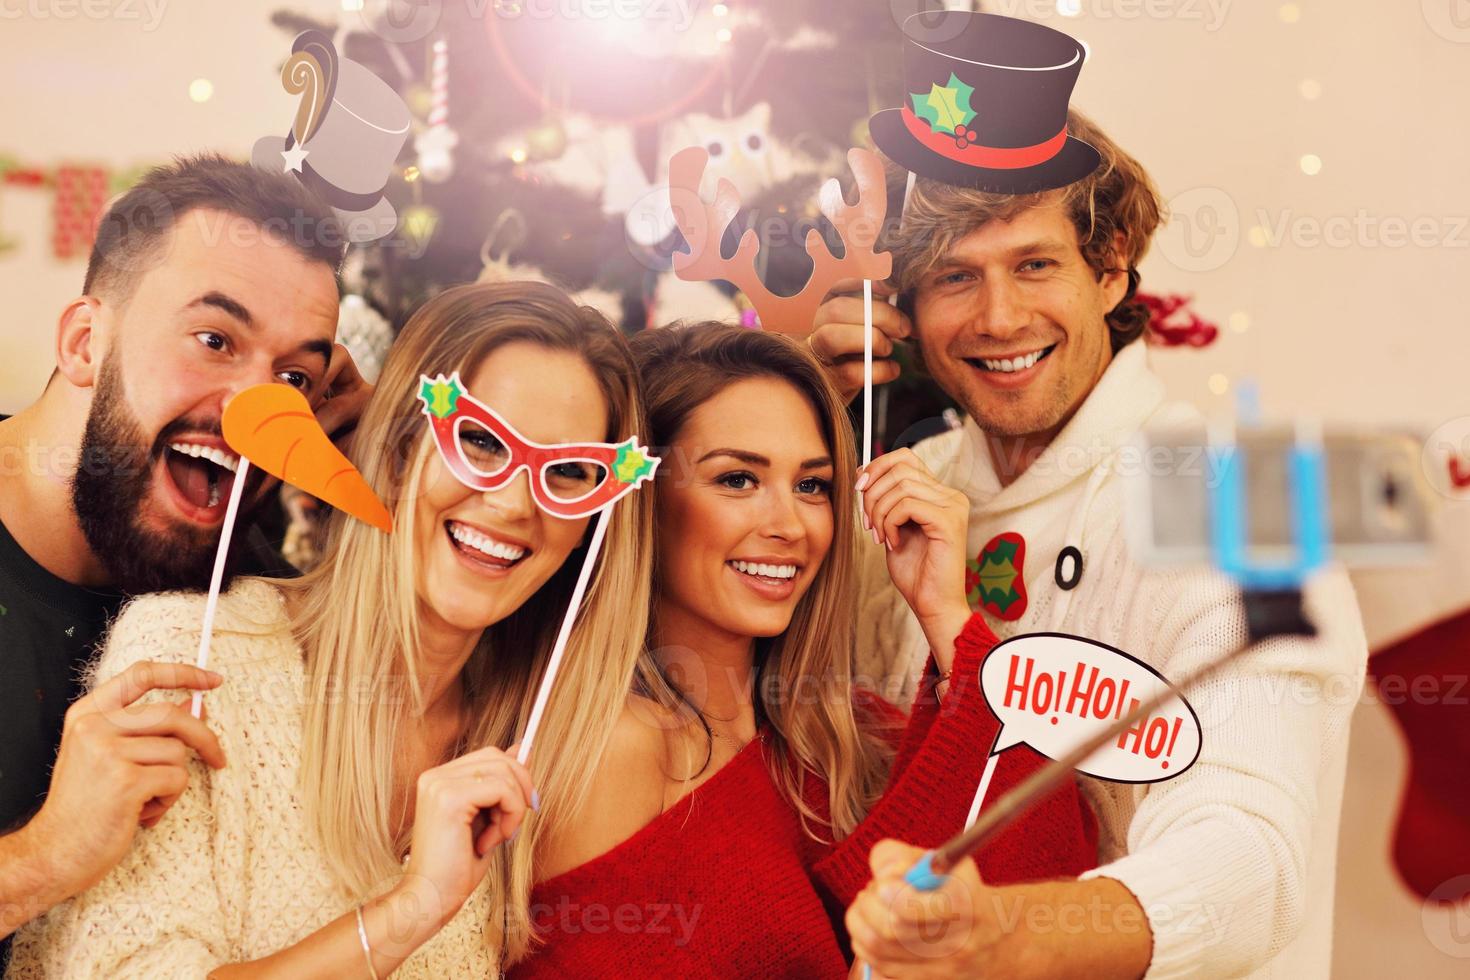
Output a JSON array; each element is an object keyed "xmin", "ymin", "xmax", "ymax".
[{"xmin": 1370, "ymin": 608, "xmax": 1470, "ymax": 902}]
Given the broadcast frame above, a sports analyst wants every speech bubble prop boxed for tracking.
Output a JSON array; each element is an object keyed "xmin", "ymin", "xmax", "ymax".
[
  {"xmin": 223, "ymin": 384, "xmax": 393, "ymax": 533},
  {"xmin": 965, "ymin": 632, "xmax": 1202, "ymax": 826}
]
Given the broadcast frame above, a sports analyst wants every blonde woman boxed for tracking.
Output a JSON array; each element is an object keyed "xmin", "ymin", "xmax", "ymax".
[
  {"xmin": 514, "ymin": 324, "xmax": 1097, "ymax": 977},
  {"xmin": 8, "ymin": 281, "xmax": 654, "ymax": 978}
]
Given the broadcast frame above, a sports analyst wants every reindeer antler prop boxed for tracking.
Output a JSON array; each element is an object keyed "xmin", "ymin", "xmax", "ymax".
[{"xmin": 668, "ymin": 146, "xmax": 893, "ymax": 337}]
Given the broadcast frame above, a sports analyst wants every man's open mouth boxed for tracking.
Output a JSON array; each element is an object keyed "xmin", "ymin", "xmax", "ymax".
[
  {"xmin": 964, "ymin": 343, "xmax": 1058, "ymax": 374},
  {"xmin": 162, "ymin": 441, "xmax": 241, "ymax": 517}
]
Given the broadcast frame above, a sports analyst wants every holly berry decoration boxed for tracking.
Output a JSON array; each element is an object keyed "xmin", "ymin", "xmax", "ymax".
[
  {"xmin": 910, "ymin": 72, "xmax": 979, "ymax": 151},
  {"xmin": 967, "ymin": 531, "xmax": 1029, "ymax": 622}
]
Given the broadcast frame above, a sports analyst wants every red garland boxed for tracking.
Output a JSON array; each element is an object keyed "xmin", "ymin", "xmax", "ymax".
[
  {"xmin": 1136, "ymin": 291, "xmax": 1219, "ymax": 348},
  {"xmin": 2, "ymin": 169, "xmax": 48, "ymax": 187}
]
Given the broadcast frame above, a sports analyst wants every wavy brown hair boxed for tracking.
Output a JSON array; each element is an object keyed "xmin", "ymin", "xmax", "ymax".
[
  {"xmin": 888, "ymin": 108, "xmax": 1164, "ymax": 353},
  {"xmin": 629, "ymin": 322, "xmax": 895, "ymax": 841}
]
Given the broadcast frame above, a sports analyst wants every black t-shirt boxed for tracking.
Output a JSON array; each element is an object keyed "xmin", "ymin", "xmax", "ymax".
[
  {"xmin": 0, "ymin": 511, "xmax": 295, "ymax": 833},
  {"xmin": 0, "ymin": 513, "xmax": 124, "ymax": 834}
]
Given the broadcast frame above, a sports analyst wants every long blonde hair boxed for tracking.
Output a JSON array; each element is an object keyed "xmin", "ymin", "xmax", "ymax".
[
  {"xmin": 628, "ymin": 323, "xmax": 894, "ymax": 841},
  {"xmin": 284, "ymin": 281, "xmax": 653, "ymax": 963}
]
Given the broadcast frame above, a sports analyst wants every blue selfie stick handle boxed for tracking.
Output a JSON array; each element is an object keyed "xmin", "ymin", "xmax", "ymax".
[
  {"xmin": 860, "ymin": 851, "xmax": 948, "ymax": 979},
  {"xmin": 904, "ymin": 850, "xmax": 948, "ymax": 891},
  {"xmin": 1207, "ymin": 437, "xmax": 1329, "ymax": 590}
]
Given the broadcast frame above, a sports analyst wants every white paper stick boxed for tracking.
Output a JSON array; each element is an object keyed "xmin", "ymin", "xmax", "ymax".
[
  {"xmin": 885, "ymin": 172, "xmax": 916, "ymax": 320},
  {"xmin": 516, "ymin": 505, "xmax": 613, "ymax": 765},
  {"xmin": 190, "ymin": 458, "xmax": 251, "ymax": 719},
  {"xmin": 964, "ymin": 752, "xmax": 1001, "ymax": 829},
  {"xmin": 862, "ymin": 278, "xmax": 874, "ymax": 467}
]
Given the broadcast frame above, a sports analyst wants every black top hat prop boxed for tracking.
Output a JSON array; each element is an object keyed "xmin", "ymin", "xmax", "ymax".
[
  {"xmin": 252, "ymin": 32, "xmax": 411, "ymax": 243},
  {"xmin": 870, "ymin": 12, "xmax": 1100, "ymax": 194}
]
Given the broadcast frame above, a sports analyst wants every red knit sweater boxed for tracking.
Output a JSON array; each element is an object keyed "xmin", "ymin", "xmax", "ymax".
[{"xmin": 511, "ymin": 614, "xmax": 1098, "ymax": 978}]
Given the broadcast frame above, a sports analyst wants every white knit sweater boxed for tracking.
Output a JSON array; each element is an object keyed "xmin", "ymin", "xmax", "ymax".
[
  {"xmin": 854, "ymin": 343, "xmax": 1369, "ymax": 979},
  {"xmin": 6, "ymin": 579, "xmax": 498, "ymax": 979}
]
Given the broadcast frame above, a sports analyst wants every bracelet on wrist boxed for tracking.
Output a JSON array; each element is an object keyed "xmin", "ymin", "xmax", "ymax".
[{"xmin": 355, "ymin": 905, "xmax": 380, "ymax": 980}]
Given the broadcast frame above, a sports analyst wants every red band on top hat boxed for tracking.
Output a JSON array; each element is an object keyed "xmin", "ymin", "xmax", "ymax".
[{"xmin": 900, "ymin": 107, "xmax": 1067, "ymax": 170}]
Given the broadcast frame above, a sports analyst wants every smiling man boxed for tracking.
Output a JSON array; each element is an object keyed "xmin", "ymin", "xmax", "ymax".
[
  {"xmin": 814, "ymin": 105, "xmax": 1367, "ymax": 979},
  {"xmin": 0, "ymin": 155, "xmax": 364, "ymax": 950}
]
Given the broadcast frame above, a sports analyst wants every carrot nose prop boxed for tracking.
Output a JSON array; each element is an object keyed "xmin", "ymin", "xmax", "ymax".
[{"xmin": 222, "ymin": 383, "xmax": 392, "ymax": 533}]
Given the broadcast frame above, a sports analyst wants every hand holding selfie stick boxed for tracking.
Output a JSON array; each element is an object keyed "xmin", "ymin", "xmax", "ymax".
[{"xmin": 860, "ymin": 422, "xmax": 1329, "ymax": 978}]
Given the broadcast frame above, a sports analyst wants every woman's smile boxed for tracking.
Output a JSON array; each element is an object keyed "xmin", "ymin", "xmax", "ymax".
[{"xmin": 724, "ymin": 556, "xmax": 803, "ymax": 601}]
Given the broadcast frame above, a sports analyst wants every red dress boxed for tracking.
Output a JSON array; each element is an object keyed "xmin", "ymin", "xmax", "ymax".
[{"xmin": 511, "ymin": 614, "xmax": 1098, "ymax": 978}]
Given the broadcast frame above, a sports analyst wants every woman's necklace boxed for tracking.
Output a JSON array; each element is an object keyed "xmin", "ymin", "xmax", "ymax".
[{"xmin": 707, "ymin": 717, "xmax": 761, "ymax": 750}]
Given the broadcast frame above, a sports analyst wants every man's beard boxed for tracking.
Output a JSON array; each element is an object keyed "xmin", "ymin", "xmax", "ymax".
[{"xmin": 71, "ymin": 354, "xmax": 245, "ymax": 594}]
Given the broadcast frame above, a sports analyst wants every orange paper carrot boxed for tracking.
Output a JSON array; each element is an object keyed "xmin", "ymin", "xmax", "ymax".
[{"xmin": 222, "ymin": 384, "xmax": 393, "ymax": 533}]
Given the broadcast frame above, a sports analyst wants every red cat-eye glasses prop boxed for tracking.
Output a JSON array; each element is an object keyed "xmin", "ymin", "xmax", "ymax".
[{"xmin": 417, "ymin": 372, "xmax": 659, "ymax": 519}]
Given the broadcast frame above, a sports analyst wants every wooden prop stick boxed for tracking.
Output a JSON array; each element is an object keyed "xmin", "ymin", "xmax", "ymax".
[
  {"xmin": 516, "ymin": 506, "xmax": 613, "ymax": 765},
  {"xmin": 190, "ymin": 458, "xmax": 252, "ymax": 719}
]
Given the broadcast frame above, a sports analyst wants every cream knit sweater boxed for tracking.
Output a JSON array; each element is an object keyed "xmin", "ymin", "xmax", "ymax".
[
  {"xmin": 855, "ymin": 343, "xmax": 1369, "ymax": 979},
  {"xmin": 7, "ymin": 579, "xmax": 498, "ymax": 979}
]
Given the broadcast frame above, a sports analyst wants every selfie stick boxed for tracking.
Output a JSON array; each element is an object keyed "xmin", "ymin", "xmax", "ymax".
[{"xmin": 190, "ymin": 458, "xmax": 252, "ymax": 719}]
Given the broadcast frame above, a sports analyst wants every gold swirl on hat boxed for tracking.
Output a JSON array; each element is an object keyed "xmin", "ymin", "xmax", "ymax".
[{"xmin": 281, "ymin": 31, "xmax": 338, "ymax": 146}]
